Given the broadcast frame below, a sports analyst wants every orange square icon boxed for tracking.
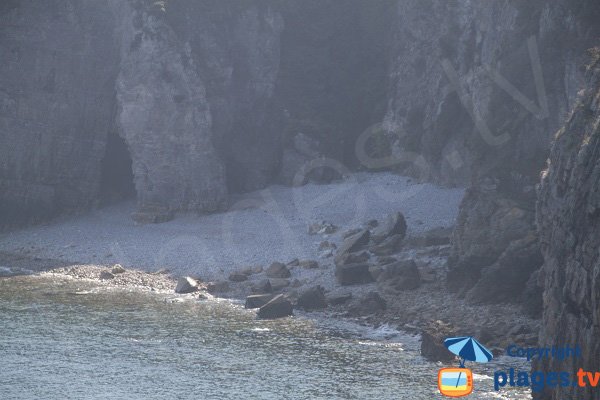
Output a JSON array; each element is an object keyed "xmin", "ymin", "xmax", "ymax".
[{"xmin": 438, "ymin": 368, "xmax": 473, "ymax": 397}]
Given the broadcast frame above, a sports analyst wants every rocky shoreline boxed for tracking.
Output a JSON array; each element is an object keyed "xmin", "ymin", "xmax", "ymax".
[{"xmin": 0, "ymin": 211, "xmax": 540, "ymax": 363}]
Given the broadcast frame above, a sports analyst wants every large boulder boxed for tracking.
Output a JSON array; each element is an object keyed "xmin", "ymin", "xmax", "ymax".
[
  {"xmin": 266, "ymin": 262, "xmax": 291, "ymax": 279},
  {"xmin": 465, "ymin": 233, "xmax": 543, "ymax": 304},
  {"xmin": 348, "ymin": 291, "xmax": 386, "ymax": 316},
  {"xmin": 335, "ymin": 263, "xmax": 374, "ymax": 286},
  {"xmin": 296, "ymin": 286, "xmax": 327, "ymax": 310},
  {"xmin": 334, "ymin": 230, "xmax": 370, "ymax": 264},
  {"xmin": 257, "ymin": 295, "xmax": 293, "ymax": 319},
  {"xmin": 175, "ymin": 276, "xmax": 199, "ymax": 293},
  {"xmin": 376, "ymin": 260, "xmax": 421, "ymax": 291},
  {"xmin": 371, "ymin": 212, "xmax": 407, "ymax": 244},
  {"xmin": 245, "ymin": 294, "xmax": 275, "ymax": 309},
  {"xmin": 420, "ymin": 321, "xmax": 455, "ymax": 362},
  {"xmin": 369, "ymin": 234, "xmax": 403, "ymax": 256}
]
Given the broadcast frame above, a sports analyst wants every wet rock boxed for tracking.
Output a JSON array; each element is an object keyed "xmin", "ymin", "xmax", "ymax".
[
  {"xmin": 318, "ymin": 241, "xmax": 337, "ymax": 251},
  {"xmin": 251, "ymin": 279, "xmax": 273, "ymax": 294},
  {"xmin": 257, "ymin": 294, "xmax": 293, "ymax": 319},
  {"xmin": 349, "ymin": 291, "xmax": 386, "ymax": 316},
  {"xmin": 335, "ymin": 263, "xmax": 374, "ymax": 286},
  {"xmin": 99, "ymin": 271, "xmax": 115, "ymax": 280},
  {"xmin": 245, "ymin": 294, "xmax": 275, "ymax": 309},
  {"xmin": 229, "ymin": 272, "xmax": 248, "ymax": 282},
  {"xmin": 420, "ymin": 321, "xmax": 455, "ymax": 362},
  {"xmin": 327, "ymin": 293, "xmax": 352, "ymax": 306},
  {"xmin": 367, "ymin": 219, "xmax": 379, "ymax": 228},
  {"xmin": 111, "ymin": 264, "xmax": 126, "ymax": 274},
  {"xmin": 371, "ymin": 212, "xmax": 407, "ymax": 244},
  {"xmin": 269, "ymin": 278, "xmax": 290, "ymax": 292},
  {"xmin": 299, "ymin": 260, "xmax": 319, "ymax": 269},
  {"xmin": 296, "ymin": 286, "xmax": 327, "ymax": 310},
  {"xmin": 370, "ymin": 234, "xmax": 403, "ymax": 256},
  {"xmin": 377, "ymin": 260, "xmax": 421, "ymax": 291},
  {"xmin": 206, "ymin": 280, "xmax": 229, "ymax": 294},
  {"xmin": 175, "ymin": 276, "xmax": 199, "ymax": 293},
  {"xmin": 287, "ymin": 259, "xmax": 300, "ymax": 267},
  {"xmin": 266, "ymin": 262, "xmax": 291, "ymax": 278}
]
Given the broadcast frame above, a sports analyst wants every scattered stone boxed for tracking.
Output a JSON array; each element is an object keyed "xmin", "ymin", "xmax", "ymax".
[
  {"xmin": 327, "ymin": 293, "xmax": 352, "ymax": 305},
  {"xmin": 335, "ymin": 263, "xmax": 374, "ymax": 285},
  {"xmin": 206, "ymin": 280, "xmax": 229, "ymax": 294},
  {"xmin": 245, "ymin": 294, "xmax": 275, "ymax": 309},
  {"xmin": 370, "ymin": 234, "xmax": 403, "ymax": 256},
  {"xmin": 308, "ymin": 221, "xmax": 338, "ymax": 235},
  {"xmin": 229, "ymin": 272, "xmax": 248, "ymax": 282},
  {"xmin": 349, "ymin": 291, "xmax": 386, "ymax": 315},
  {"xmin": 372, "ymin": 212, "xmax": 407, "ymax": 244},
  {"xmin": 131, "ymin": 204, "xmax": 174, "ymax": 224},
  {"xmin": 299, "ymin": 260, "xmax": 319, "ymax": 269},
  {"xmin": 257, "ymin": 294, "xmax": 293, "ymax": 319},
  {"xmin": 99, "ymin": 270, "xmax": 114, "ymax": 280},
  {"xmin": 269, "ymin": 278, "xmax": 290, "ymax": 291},
  {"xmin": 335, "ymin": 250, "xmax": 370, "ymax": 267},
  {"xmin": 337, "ymin": 230, "xmax": 370, "ymax": 257},
  {"xmin": 111, "ymin": 264, "xmax": 126, "ymax": 274},
  {"xmin": 296, "ymin": 286, "xmax": 327, "ymax": 310},
  {"xmin": 251, "ymin": 279, "xmax": 273, "ymax": 294},
  {"xmin": 175, "ymin": 276, "xmax": 199, "ymax": 293},
  {"xmin": 421, "ymin": 321, "xmax": 456, "ymax": 362},
  {"xmin": 240, "ymin": 265, "xmax": 263, "ymax": 275},
  {"xmin": 287, "ymin": 259, "xmax": 300, "ymax": 267},
  {"xmin": 377, "ymin": 260, "xmax": 421, "ymax": 291},
  {"xmin": 266, "ymin": 262, "xmax": 291, "ymax": 278}
]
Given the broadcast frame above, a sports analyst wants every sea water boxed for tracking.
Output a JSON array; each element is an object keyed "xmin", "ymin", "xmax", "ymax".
[{"xmin": 0, "ymin": 274, "xmax": 531, "ymax": 399}]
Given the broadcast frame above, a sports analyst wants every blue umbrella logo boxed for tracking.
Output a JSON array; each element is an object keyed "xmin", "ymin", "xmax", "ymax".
[{"xmin": 444, "ymin": 336, "xmax": 494, "ymax": 367}]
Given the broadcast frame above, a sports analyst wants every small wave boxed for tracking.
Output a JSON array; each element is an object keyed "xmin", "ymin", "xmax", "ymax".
[{"xmin": 251, "ymin": 328, "xmax": 271, "ymax": 332}]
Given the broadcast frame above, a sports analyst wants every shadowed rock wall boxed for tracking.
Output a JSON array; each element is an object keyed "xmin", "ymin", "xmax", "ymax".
[{"xmin": 533, "ymin": 50, "xmax": 600, "ymax": 400}]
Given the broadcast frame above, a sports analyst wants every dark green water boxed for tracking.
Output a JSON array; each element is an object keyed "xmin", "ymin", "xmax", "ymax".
[{"xmin": 0, "ymin": 274, "xmax": 530, "ymax": 399}]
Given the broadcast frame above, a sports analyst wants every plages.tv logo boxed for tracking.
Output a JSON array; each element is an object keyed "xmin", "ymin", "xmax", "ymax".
[{"xmin": 438, "ymin": 336, "xmax": 494, "ymax": 397}]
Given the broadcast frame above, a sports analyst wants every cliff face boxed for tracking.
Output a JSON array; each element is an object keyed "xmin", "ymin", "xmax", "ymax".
[
  {"xmin": 0, "ymin": 1, "xmax": 121, "ymax": 228},
  {"xmin": 0, "ymin": 0, "xmax": 284, "ymax": 226},
  {"xmin": 533, "ymin": 51, "xmax": 600, "ymax": 400},
  {"xmin": 383, "ymin": 0, "xmax": 600, "ymax": 306}
]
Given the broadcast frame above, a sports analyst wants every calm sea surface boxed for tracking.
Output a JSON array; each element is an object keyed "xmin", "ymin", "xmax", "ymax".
[{"xmin": 0, "ymin": 274, "xmax": 531, "ymax": 399}]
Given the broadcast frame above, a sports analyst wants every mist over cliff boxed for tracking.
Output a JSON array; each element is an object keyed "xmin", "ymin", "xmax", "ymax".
[{"xmin": 1, "ymin": 3, "xmax": 600, "ymax": 397}]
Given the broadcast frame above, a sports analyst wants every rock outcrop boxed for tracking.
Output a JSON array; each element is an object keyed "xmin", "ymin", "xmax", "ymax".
[{"xmin": 533, "ymin": 49, "xmax": 600, "ymax": 400}]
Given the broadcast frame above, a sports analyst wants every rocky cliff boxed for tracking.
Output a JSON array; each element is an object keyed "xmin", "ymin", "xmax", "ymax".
[
  {"xmin": 387, "ymin": 0, "xmax": 600, "ymax": 308},
  {"xmin": 0, "ymin": 0, "xmax": 121, "ymax": 228},
  {"xmin": 533, "ymin": 50, "xmax": 600, "ymax": 400},
  {"xmin": 0, "ymin": 0, "xmax": 285, "ymax": 227}
]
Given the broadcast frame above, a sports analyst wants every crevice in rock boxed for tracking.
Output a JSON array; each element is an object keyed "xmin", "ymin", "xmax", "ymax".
[{"xmin": 98, "ymin": 130, "xmax": 136, "ymax": 206}]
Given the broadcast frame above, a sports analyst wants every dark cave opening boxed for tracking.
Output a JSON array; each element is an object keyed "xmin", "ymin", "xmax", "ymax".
[{"xmin": 99, "ymin": 131, "xmax": 136, "ymax": 205}]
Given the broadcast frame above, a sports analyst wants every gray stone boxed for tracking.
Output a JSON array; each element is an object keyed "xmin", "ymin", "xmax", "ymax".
[
  {"xmin": 327, "ymin": 293, "xmax": 353, "ymax": 306},
  {"xmin": 372, "ymin": 212, "xmax": 407, "ymax": 244},
  {"xmin": 251, "ymin": 279, "xmax": 273, "ymax": 294},
  {"xmin": 370, "ymin": 234, "xmax": 403, "ymax": 256},
  {"xmin": 377, "ymin": 260, "xmax": 421, "ymax": 291},
  {"xmin": 335, "ymin": 263, "xmax": 374, "ymax": 286},
  {"xmin": 111, "ymin": 264, "xmax": 126, "ymax": 274},
  {"xmin": 296, "ymin": 286, "xmax": 327, "ymax": 310},
  {"xmin": 245, "ymin": 294, "xmax": 275, "ymax": 309},
  {"xmin": 228, "ymin": 272, "xmax": 248, "ymax": 282},
  {"xmin": 257, "ymin": 295, "xmax": 293, "ymax": 319},
  {"xmin": 269, "ymin": 278, "xmax": 290, "ymax": 292},
  {"xmin": 99, "ymin": 271, "xmax": 115, "ymax": 280},
  {"xmin": 266, "ymin": 262, "xmax": 291, "ymax": 278},
  {"xmin": 175, "ymin": 277, "xmax": 199, "ymax": 294}
]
